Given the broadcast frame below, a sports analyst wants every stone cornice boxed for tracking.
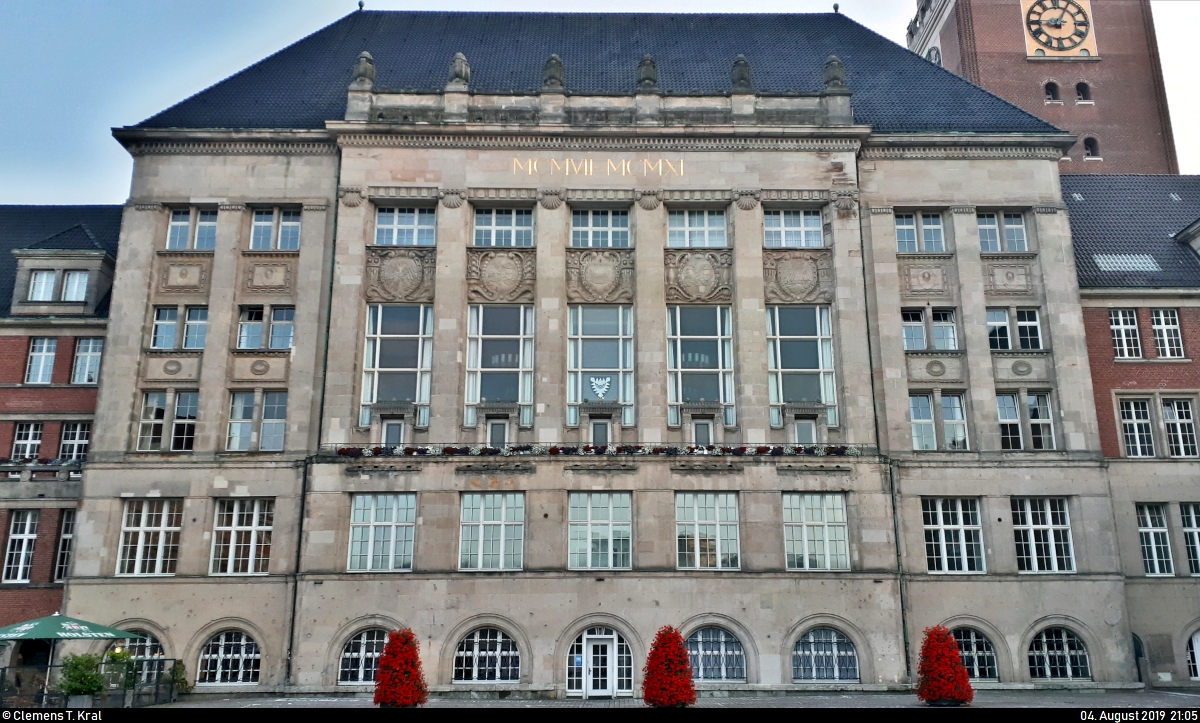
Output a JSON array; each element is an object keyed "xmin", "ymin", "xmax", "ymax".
[
  {"xmin": 335, "ymin": 131, "xmax": 864, "ymax": 154},
  {"xmin": 861, "ymin": 132, "xmax": 1074, "ymax": 160},
  {"xmin": 125, "ymin": 141, "xmax": 337, "ymax": 156}
]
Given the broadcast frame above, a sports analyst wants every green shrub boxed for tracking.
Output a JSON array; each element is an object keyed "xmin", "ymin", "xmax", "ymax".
[
  {"xmin": 106, "ymin": 649, "xmax": 136, "ymax": 689},
  {"xmin": 169, "ymin": 661, "xmax": 193, "ymax": 695},
  {"xmin": 59, "ymin": 654, "xmax": 104, "ymax": 696}
]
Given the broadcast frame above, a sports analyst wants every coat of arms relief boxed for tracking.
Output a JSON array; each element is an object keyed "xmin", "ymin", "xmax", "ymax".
[
  {"xmin": 565, "ymin": 249, "xmax": 635, "ymax": 303},
  {"xmin": 762, "ymin": 250, "xmax": 834, "ymax": 304},
  {"xmin": 364, "ymin": 247, "xmax": 436, "ymax": 303}
]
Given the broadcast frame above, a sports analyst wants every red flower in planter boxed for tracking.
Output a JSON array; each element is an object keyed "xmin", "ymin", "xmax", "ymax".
[
  {"xmin": 642, "ymin": 625, "xmax": 696, "ymax": 707},
  {"xmin": 374, "ymin": 628, "xmax": 429, "ymax": 708},
  {"xmin": 915, "ymin": 625, "xmax": 973, "ymax": 705}
]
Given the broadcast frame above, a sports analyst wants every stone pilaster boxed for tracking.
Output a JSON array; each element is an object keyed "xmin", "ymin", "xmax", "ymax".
[
  {"xmin": 950, "ymin": 208, "xmax": 999, "ymax": 451},
  {"xmin": 731, "ymin": 197, "xmax": 769, "ymax": 443},
  {"xmin": 428, "ymin": 202, "xmax": 469, "ymax": 442},
  {"xmin": 633, "ymin": 197, "xmax": 667, "ymax": 443},
  {"xmin": 193, "ymin": 205, "xmax": 244, "ymax": 455},
  {"xmin": 534, "ymin": 202, "xmax": 568, "ymax": 443}
]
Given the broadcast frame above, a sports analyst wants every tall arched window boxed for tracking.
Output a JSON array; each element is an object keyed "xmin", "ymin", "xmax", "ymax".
[
  {"xmin": 952, "ymin": 628, "xmax": 998, "ymax": 680},
  {"xmin": 1028, "ymin": 628, "xmax": 1091, "ymax": 680},
  {"xmin": 1084, "ymin": 138, "xmax": 1100, "ymax": 158},
  {"xmin": 793, "ymin": 628, "xmax": 859, "ymax": 681},
  {"xmin": 1076, "ymin": 82, "xmax": 1092, "ymax": 101},
  {"xmin": 685, "ymin": 627, "xmax": 745, "ymax": 681},
  {"xmin": 1045, "ymin": 83, "xmax": 1060, "ymax": 101},
  {"xmin": 339, "ymin": 629, "xmax": 388, "ymax": 684},
  {"xmin": 197, "ymin": 630, "xmax": 261, "ymax": 685},
  {"xmin": 1187, "ymin": 631, "xmax": 1200, "ymax": 680},
  {"xmin": 453, "ymin": 628, "xmax": 520, "ymax": 682},
  {"xmin": 566, "ymin": 627, "xmax": 634, "ymax": 697},
  {"xmin": 108, "ymin": 630, "xmax": 165, "ymax": 683}
]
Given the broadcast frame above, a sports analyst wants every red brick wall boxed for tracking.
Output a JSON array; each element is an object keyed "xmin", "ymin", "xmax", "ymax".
[
  {"xmin": 0, "ymin": 508, "xmax": 67, "ymax": 626},
  {"xmin": 0, "ymin": 334, "xmax": 98, "ymax": 460},
  {"xmin": 1084, "ymin": 306, "xmax": 1200, "ymax": 457},
  {"xmin": 951, "ymin": 0, "xmax": 1177, "ymax": 174}
]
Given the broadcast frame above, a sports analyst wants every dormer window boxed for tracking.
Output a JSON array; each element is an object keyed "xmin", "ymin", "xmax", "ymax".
[
  {"xmin": 28, "ymin": 270, "xmax": 56, "ymax": 301},
  {"xmin": 167, "ymin": 208, "xmax": 217, "ymax": 250},
  {"xmin": 62, "ymin": 271, "xmax": 89, "ymax": 302}
]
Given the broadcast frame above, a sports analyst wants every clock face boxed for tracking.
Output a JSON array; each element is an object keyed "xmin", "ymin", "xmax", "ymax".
[{"xmin": 1027, "ymin": 0, "xmax": 1091, "ymax": 51}]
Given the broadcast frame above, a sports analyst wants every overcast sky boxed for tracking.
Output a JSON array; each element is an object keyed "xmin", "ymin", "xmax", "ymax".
[{"xmin": 0, "ymin": 0, "xmax": 1195, "ymax": 204}]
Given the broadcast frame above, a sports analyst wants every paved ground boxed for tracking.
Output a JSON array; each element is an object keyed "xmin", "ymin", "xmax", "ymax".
[{"xmin": 161, "ymin": 689, "xmax": 1200, "ymax": 708}]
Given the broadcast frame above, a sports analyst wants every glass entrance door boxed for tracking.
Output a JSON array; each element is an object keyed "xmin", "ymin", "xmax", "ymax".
[{"xmin": 586, "ymin": 638, "xmax": 614, "ymax": 698}]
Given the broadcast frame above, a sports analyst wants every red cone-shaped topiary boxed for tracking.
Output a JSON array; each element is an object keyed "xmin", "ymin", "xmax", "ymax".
[
  {"xmin": 916, "ymin": 625, "xmax": 974, "ymax": 705},
  {"xmin": 642, "ymin": 625, "xmax": 696, "ymax": 708},
  {"xmin": 374, "ymin": 628, "xmax": 429, "ymax": 708}
]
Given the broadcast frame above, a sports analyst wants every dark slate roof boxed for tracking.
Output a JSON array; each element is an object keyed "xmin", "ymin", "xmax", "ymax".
[
  {"xmin": 1062, "ymin": 175, "xmax": 1200, "ymax": 289},
  {"xmin": 0, "ymin": 206, "xmax": 123, "ymax": 318},
  {"xmin": 136, "ymin": 11, "xmax": 1058, "ymax": 135}
]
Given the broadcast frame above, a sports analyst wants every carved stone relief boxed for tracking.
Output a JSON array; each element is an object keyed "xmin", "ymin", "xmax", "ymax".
[
  {"xmin": 832, "ymin": 189, "xmax": 859, "ymax": 217},
  {"xmin": 664, "ymin": 250, "xmax": 733, "ymax": 303},
  {"xmin": 159, "ymin": 262, "xmax": 209, "ymax": 293},
  {"xmin": 732, "ymin": 189, "xmax": 760, "ymax": 210},
  {"xmin": 635, "ymin": 189, "xmax": 662, "ymax": 211},
  {"xmin": 985, "ymin": 264, "xmax": 1032, "ymax": 295},
  {"xmin": 537, "ymin": 189, "xmax": 565, "ymax": 210},
  {"xmin": 439, "ymin": 188, "xmax": 466, "ymax": 209},
  {"xmin": 365, "ymin": 247, "xmax": 436, "ymax": 303},
  {"xmin": 338, "ymin": 187, "xmax": 364, "ymax": 207},
  {"xmin": 466, "ymin": 249, "xmax": 536, "ymax": 302},
  {"xmin": 245, "ymin": 263, "xmax": 292, "ymax": 293},
  {"xmin": 903, "ymin": 265, "xmax": 946, "ymax": 296},
  {"xmin": 763, "ymin": 250, "xmax": 834, "ymax": 304},
  {"xmin": 142, "ymin": 356, "xmax": 200, "ymax": 382},
  {"xmin": 566, "ymin": 249, "xmax": 635, "ymax": 303}
]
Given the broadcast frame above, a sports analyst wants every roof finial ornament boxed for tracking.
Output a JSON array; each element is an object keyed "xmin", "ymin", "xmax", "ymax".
[
  {"xmin": 731, "ymin": 54, "xmax": 753, "ymax": 94},
  {"xmin": 447, "ymin": 52, "xmax": 471, "ymax": 91},
  {"xmin": 833, "ymin": 3, "xmax": 839, "ymax": 12},
  {"xmin": 358, "ymin": 0, "xmax": 364, "ymax": 9},
  {"xmin": 542, "ymin": 54, "xmax": 565, "ymax": 93},
  {"xmin": 824, "ymin": 55, "xmax": 846, "ymax": 89},
  {"xmin": 351, "ymin": 51, "xmax": 375, "ymax": 90},
  {"xmin": 637, "ymin": 54, "xmax": 658, "ymax": 94}
]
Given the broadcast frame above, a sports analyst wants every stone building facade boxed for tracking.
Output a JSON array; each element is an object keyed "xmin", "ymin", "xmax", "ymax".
[{"xmin": 60, "ymin": 11, "xmax": 1154, "ymax": 696}]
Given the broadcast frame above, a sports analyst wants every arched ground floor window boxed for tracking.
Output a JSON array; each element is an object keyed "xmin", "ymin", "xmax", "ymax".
[
  {"xmin": 793, "ymin": 628, "xmax": 859, "ymax": 682},
  {"xmin": 566, "ymin": 626, "xmax": 633, "ymax": 698},
  {"xmin": 453, "ymin": 628, "xmax": 520, "ymax": 682},
  {"xmin": 1028, "ymin": 627, "xmax": 1090, "ymax": 680},
  {"xmin": 197, "ymin": 630, "xmax": 261, "ymax": 685}
]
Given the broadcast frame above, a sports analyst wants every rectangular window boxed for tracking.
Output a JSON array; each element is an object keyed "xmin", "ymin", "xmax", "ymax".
[
  {"xmin": 895, "ymin": 214, "xmax": 918, "ymax": 253},
  {"xmin": 459, "ymin": 493, "xmax": 524, "ymax": 570},
  {"xmin": 349, "ymin": 494, "xmax": 417, "ymax": 571},
  {"xmin": 1136, "ymin": 503, "xmax": 1174, "ymax": 576},
  {"xmin": 279, "ymin": 210, "xmax": 301, "ymax": 250},
  {"xmin": 932, "ymin": 310, "xmax": 958, "ymax": 350},
  {"xmin": 1017, "ymin": 309, "xmax": 1042, "ymax": 350},
  {"xmin": 362, "ymin": 305, "xmax": 433, "ymax": 428},
  {"xmin": 62, "ymin": 271, "xmax": 88, "ymax": 302},
  {"xmin": 987, "ymin": 310, "xmax": 1010, "ymax": 350},
  {"xmin": 25, "ymin": 338, "xmax": 56, "ymax": 384},
  {"xmin": 922, "ymin": 213, "xmax": 944, "ymax": 252},
  {"xmin": 902, "ymin": 310, "xmax": 926, "ymax": 350},
  {"xmin": 259, "ymin": 392, "xmax": 288, "ymax": 452},
  {"xmin": 72, "ymin": 338, "xmax": 103, "ymax": 384},
  {"xmin": 910, "ymin": 394, "xmax": 936, "ymax": 450},
  {"xmin": 1011, "ymin": 498, "xmax": 1074, "ymax": 572},
  {"xmin": 922, "ymin": 498, "xmax": 984, "ymax": 573},
  {"xmin": 28, "ymin": 270, "xmax": 57, "ymax": 301},
  {"xmin": 1182, "ymin": 504, "xmax": 1200, "ymax": 575},
  {"xmin": 137, "ymin": 392, "xmax": 167, "ymax": 451},
  {"xmin": 763, "ymin": 210, "xmax": 823, "ymax": 248},
  {"xmin": 167, "ymin": 210, "xmax": 190, "ymax": 250},
  {"xmin": 117, "ymin": 499, "xmax": 182, "ymax": 575},
  {"xmin": 474, "ymin": 208, "xmax": 533, "ymax": 247},
  {"xmin": 171, "ymin": 392, "xmax": 198, "ymax": 452},
  {"xmin": 250, "ymin": 210, "xmax": 274, "ymax": 250},
  {"xmin": 237, "ymin": 307, "xmax": 264, "ymax": 349},
  {"xmin": 59, "ymin": 422, "xmax": 90, "ymax": 460},
  {"xmin": 183, "ymin": 307, "xmax": 208, "ymax": 349},
  {"xmin": 3, "ymin": 510, "xmax": 39, "ymax": 583},
  {"xmin": 1003, "ymin": 213, "xmax": 1028, "ymax": 252},
  {"xmin": 464, "ymin": 305, "xmax": 533, "ymax": 428},
  {"xmin": 669, "ymin": 306, "xmax": 735, "ymax": 427},
  {"xmin": 54, "ymin": 509, "xmax": 75, "ymax": 582},
  {"xmin": 676, "ymin": 493, "xmax": 739, "ymax": 569},
  {"xmin": 1164, "ymin": 400, "xmax": 1199, "ymax": 457},
  {"xmin": 567, "ymin": 306, "xmax": 634, "ymax": 427},
  {"xmin": 981, "ymin": 213, "xmax": 1028, "ymax": 252},
  {"xmin": 152, "ymin": 307, "xmax": 178, "ymax": 349},
  {"xmin": 1152, "ymin": 309, "xmax": 1184, "ymax": 358},
  {"xmin": 194, "ymin": 210, "xmax": 217, "ymax": 250},
  {"xmin": 571, "ymin": 209, "xmax": 629, "ymax": 248},
  {"xmin": 210, "ymin": 498, "xmax": 274, "ymax": 575},
  {"xmin": 998, "ymin": 394, "xmax": 1023, "ymax": 450},
  {"xmin": 1120, "ymin": 400, "xmax": 1155, "ymax": 457},
  {"xmin": 1109, "ymin": 309, "xmax": 1142, "ymax": 358},
  {"xmin": 488, "ymin": 420, "xmax": 507, "ymax": 447},
  {"xmin": 1028, "ymin": 394, "xmax": 1056, "ymax": 450},
  {"xmin": 226, "ymin": 392, "xmax": 255, "ymax": 451},
  {"xmin": 977, "ymin": 213, "xmax": 1000, "ymax": 253},
  {"xmin": 767, "ymin": 306, "xmax": 836, "ymax": 428},
  {"xmin": 668, "ymin": 210, "xmax": 726, "ymax": 248},
  {"xmin": 895, "ymin": 213, "xmax": 944, "ymax": 253},
  {"xmin": 375, "ymin": 207, "xmax": 435, "ymax": 246},
  {"xmin": 568, "ymin": 493, "xmax": 632, "ymax": 569},
  {"xmin": 269, "ymin": 308, "xmax": 295, "ymax": 349},
  {"xmin": 11, "ymin": 423, "xmax": 42, "ymax": 460},
  {"xmin": 783, "ymin": 493, "xmax": 849, "ymax": 570},
  {"xmin": 942, "ymin": 394, "xmax": 968, "ymax": 450}
]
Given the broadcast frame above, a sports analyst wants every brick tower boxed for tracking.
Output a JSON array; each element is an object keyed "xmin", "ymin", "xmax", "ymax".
[{"xmin": 908, "ymin": 0, "xmax": 1178, "ymax": 174}]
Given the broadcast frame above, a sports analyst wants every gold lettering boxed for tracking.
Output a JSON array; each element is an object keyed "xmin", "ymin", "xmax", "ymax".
[
  {"xmin": 623, "ymin": 159, "xmax": 633, "ymax": 176},
  {"xmin": 533, "ymin": 159, "xmax": 547, "ymax": 175},
  {"xmin": 511, "ymin": 156, "xmax": 683, "ymax": 176},
  {"xmin": 606, "ymin": 159, "xmax": 621, "ymax": 176},
  {"xmin": 663, "ymin": 159, "xmax": 680, "ymax": 176},
  {"xmin": 513, "ymin": 158, "xmax": 532, "ymax": 175},
  {"xmin": 643, "ymin": 158, "xmax": 664, "ymax": 176},
  {"xmin": 567, "ymin": 159, "xmax": 587, "ymax": 176},
  {"xmin": 550, "ymin": 159, "xmax": 564, "ymax": 175}
]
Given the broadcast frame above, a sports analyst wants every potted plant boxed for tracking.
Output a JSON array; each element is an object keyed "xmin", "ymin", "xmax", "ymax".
[
  {"xmin": 60, "ymin": 653, "xmax": 104, "ymax": 708},
  {"xmin": 374, "ymin": 628, "xmax": 428, "ymax": 708},
  {"xmin": 642, "ymin": 625, "xmax": 696, "ymax": 708},
  {"xmin": 915, "ymin": 626, "xmax": 974, "ymax": 706}
]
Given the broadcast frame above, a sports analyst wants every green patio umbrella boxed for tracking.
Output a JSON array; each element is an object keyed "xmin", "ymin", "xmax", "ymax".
[{"xmin": 0, "ymin": 613, "xmax": 129, "ymax": 705}]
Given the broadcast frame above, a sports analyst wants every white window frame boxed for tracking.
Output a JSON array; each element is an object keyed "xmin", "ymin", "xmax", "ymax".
[
  {"xmin": 166, "ymin": 208, "xmax": 215, "ymax": 251},
  {"xmin": 453, "ymin": 628, "xmax": 520, "ymax": 682},
  {"xmin": 909, "ymin": 394, "xmax": 936, "ymax": 450},
  {"xmin": 977, "ymin": 212, "xmax": 1027, "ymax": 253},
  {"xmin": 54, "ymin": 509, "xmax": 75, "ymax": 582},
  {"xmin": 183, "ymin": 307, "xmax": 208, "ymax": 349},
  {"xmin": 567, "ymin": 305, "xmax": 634, "ymax": 427},
  {"xmin": 1136, "ymin": 503, "xmax": 1174, "ymax": 576},
  {"xmin": 209, "ymin": 498, "xmax": 274, "ymax": 575},
  {"xmin": 11, "ymin": 422, "xmax": 42, "ymax": 460},
  {"xmin": 902, "ymin": 310, "xmax": 926, "ymax": 351},
  {"xmin": 998, "ymin": 393, "xmax": 1023, "ymax": 450},
  {"xmin": 792, "ymin": 628, "xmax": 860, "ymax": 682},
  {"xmin": 3, "ymin": 510, "xmax": 39, "ymax": 583},
  {"xmin": 374, "ymin": 207, "xmax": 435, "ymax": 246},
  {"xmin": 192, "ymin": 209, "xmax": 217, "ymax": 251},
  {"xmin": 339, "ymin": 629, "xmax": 388, "ymax": 684},
  {"xmin": 361, "ymin": 304, "xmax": 433, "ymax": 428},
  {"xmin": 464, "ymin": 305, "xmax": 534, "ymax": 428},
  {"xmin": 942, "ymin": 394, "xmax": 969, "ymax": 450},
  {"xmin": 1163, "ymin": 399, "xmax": 1198, "ymax": 458},
  {"xmin": 987, "ymin": 309, "xmax": 1011, "ymax": 350},
  {"xmin": 764, "ymin": 209, "xmax": 823, "ymax": 248},
  {"xmin": 259, "ymin": 392, "xmax": 288, "ymax": 452},
  {"xmin": 117, "ymin": 499, "xmax": 183, "ymax": 576},
  {"xmin": 954, "ymin": 628, "xmax": 999, "ymax": 680},
  {"xmin": 675, "ymin": 492, "xmax": 740, "ymax": 570},
  {"xmin": 895, "ymin": 212, "xmax": 944, "ymax": 253},
  {"xmin": 487, "ymin": 420, "xmax": 508, "ymax": 447},
  {"xmin": 767, "ymin": 306, "xmax": 836, "ymax": 428},
  {"xmin": 250, "ymin": 208, "xmax": 302, "ymax": 251},
  {"xmin": 693, "ymin": 419, "xmax": 713, "ymax": 446},
  {"xmin": 237, "ymin": 307, "xmax": 265, "ymax": 349},
  {"xmin": 349, "ymin": 494, "xmax": 416, "ymax": 572},
  {"xmin": 197, "ymin": 631, "xmax": 261, "ymax": 685},
  {"xmin": 921, "ymin": 498, "xmax": 985, "ymax": 573},
  {"xmin": 1120, "ymin": 399, "xmax": 1156, "ymax": 457},
  {"xmin": 1028, "ymin": 628, "xmax": 1091, "ymax": 680},
  {"xmin": 61, "ymin": 271, "xmax": 88, "ymax": 302},
  {"xmin": 71, "ymin": 337, "xmax": 103, "ymax": 384},
  {"xmin": 226, "ymin": 392, "xmax": 255, "ymax": 451},
  {"xmin": 25, "ymin": 337, "xmax": 56, "ymax": 385},
  {"xmin": 1028, "ymin": 393, "xmax": 1056, "ymax": 450},
  {"xmin": 268, "ymin": 308, "xmax": 295, "ymax": 350},
  {"xmin": 137, "ymin": 392, "xmax": 166, "ymax": 451},
  {"xmin": 170, "ymin": 391, "xmax": 198, "ymax": 452},
  {"xmin": 1011, "ymin": 497, "xmax": 1075, "ymax": 573},
  {"xmin": 1151, "ymin": 309, "xmax": 1185, "ymax": 358},
  {"xmin": 474, "ymin": 208, "xmax": 533, "ymax": 247},
  {"xmin": 783, "ymin": 493, "xmax": 849, "ymax": 571},
  {"xmin": 1109, "ymin": 309, "xmax": 1142, "ymax": 358},
  {"xmin": 568, "ymin": 493, "xmax": 632, "ymax": 570},
  {"xmin": 151, "ymin": 307, "xmax": 178, "ymax": 349},
  {"xmin": 686, "ymin": 627, "xmax": 746, "ymax": 681},
  {"xmin": 1017, "ymin": 309, "xmax": 1043, "ymax": 350},
  {"xmin": 668, "ymin": 209, "xmax": 726, "ymax": 248},
  {"xmin": 59, "ymin": 422, "xmax": 90, "ymax": 461},
  {"xmin": 668, "ymin": 305, "xmax": 735, "ymax": 427},
  {"xmin": 1181, "ymin": 503, "xmax": 1200, "ymax": 576},
  {"xmin": 932, "ymin": 309, "xmax": 958, "ymax": 350},
  {"xmin": 28, "ymin": 270, "xmax": 56, "ymax": 301},
  {"xmin": 571, "ymin": 209, "xmax": 630, "ymax": 248},
  {"xmin": 459, "ymin": 493, "xmax": 524, "ymax": 571}
]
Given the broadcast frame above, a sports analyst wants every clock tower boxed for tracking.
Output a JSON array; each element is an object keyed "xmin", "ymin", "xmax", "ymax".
[{"xmin": 908, "ymin": 0, "xmax": 1178, "ymax": 174}]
